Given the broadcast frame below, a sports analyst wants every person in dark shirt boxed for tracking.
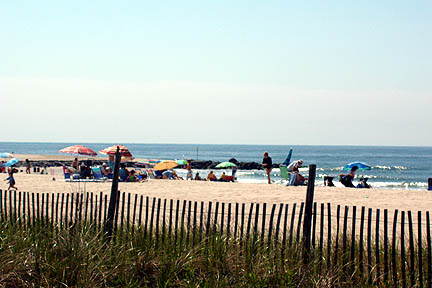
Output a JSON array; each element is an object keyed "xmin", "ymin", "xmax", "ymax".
[{"xmin": 262, "ymin": 151, "xmax": 273, "ymax": 184}]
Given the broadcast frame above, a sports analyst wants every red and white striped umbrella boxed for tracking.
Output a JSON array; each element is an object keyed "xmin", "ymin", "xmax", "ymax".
[
  {"xmin": 59, "ymin": 145, "xmax": 97, "ymax": 156},
  {"xmin": 99, "ymin": 145, "xmax": 133, "ymax": 158}
]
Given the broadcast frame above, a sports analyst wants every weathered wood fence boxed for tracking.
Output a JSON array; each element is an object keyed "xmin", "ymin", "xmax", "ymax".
[{"xmin": 0, "ymin": 188, "xmax": 431, "ymax": 286}]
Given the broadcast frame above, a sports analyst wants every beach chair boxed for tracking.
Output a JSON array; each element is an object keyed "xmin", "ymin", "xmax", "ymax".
[
  {"xmin": 91, "ymin": 167, "xmax": 107, "ymax": 182},
  {"xmin": 279, "ymin": 165, "xmax": 296, "ymax": 186}
]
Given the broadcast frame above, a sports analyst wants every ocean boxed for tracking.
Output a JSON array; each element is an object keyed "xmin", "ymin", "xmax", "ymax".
[{"xmin": 1, "ymin": 142, "xmax": 431, "ymax": 190}]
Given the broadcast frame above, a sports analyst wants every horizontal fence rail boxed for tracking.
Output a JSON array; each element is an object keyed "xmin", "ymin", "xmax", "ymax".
[{"xmin": 0, "ymin": 188, "xmax": 431, "ymax": 286}]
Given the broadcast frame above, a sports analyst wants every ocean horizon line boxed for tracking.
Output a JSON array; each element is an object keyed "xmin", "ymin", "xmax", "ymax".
[{"xmin": 0, "ymin": 141, "xmax": 431, "ymax": 149}]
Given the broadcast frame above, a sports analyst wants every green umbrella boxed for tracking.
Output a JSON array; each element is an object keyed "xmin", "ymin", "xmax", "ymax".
[{"xmin": 215, "ymin": 161, "xmax": 237, "ymax": 169}]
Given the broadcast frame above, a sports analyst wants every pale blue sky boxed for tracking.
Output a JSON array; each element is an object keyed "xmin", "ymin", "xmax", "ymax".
[{"xmin": 1, "ymin": 1, "xmax": 431, "ymax": 145}]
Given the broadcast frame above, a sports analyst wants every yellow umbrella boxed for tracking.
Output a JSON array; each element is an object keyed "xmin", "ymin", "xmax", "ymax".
[{"xmin": 153, "ymin": 160, "xmax": 178, "ymax": 171}]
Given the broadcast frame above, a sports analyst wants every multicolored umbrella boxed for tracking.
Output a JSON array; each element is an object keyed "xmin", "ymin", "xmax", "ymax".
[
  {"xmin": 99, "ymin": 145, "xmax": 133, "ymax": 158},
  {"xmin": 5, "ymin": 158, "xmax": 19, "ymax": 167},
  {"xmin": 215, "ymin": 161, "xmax": 237, "ymax": 169},
  {"xmin": 153, "ymin": 160, "xmax": 178, "ymax": 171},
  {"xmin": 59, "ymin": 145, "xmax": 97, "ymax": 156},
  {"xmin": 343, "ymin": 161, "xmax": 372, "ymax": 171},
  {"xmin": 176, "ymin": 159, "xmax": 188, "ymax": 165}
]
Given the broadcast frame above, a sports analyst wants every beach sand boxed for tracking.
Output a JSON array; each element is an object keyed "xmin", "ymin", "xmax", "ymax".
[{"xmin": 2, "ymin": 170, "xmax": 431, "ymax": 213}]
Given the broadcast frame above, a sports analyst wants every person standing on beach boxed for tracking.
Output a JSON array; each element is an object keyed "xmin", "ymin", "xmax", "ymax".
[
  {"xmin": 25, "ymin": 159, "xmax": 31, "ymax": 174},
  {"xmin": 186, "ymin": 160, "xmax": 193, "ymax": 180},
  {"xmin": 5, "ymin": 168, "xmax": 17, "ymax": 190},
  {"xmin": 262, "ymin": 152, "xmax": 273, "ymax": 184}
]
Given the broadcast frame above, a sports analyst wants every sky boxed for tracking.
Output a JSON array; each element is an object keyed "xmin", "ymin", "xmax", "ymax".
[{"xmin": 1, "ymin": 0, "xmax": 431, "ymax": 146}]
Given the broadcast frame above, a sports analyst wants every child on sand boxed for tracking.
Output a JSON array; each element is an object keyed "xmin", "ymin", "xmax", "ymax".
[{"xmin": 5, "ymin": 168, "xmax": 17, "ymax": 190}]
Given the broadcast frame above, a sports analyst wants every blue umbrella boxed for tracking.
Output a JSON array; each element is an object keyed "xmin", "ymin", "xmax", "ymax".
[
  {"xmin": 281, "ymin": 148, "xmax": 293, "ymax": 166},
  {"xmin": 343, "ymin": 161, "xmax": 371, "ymax": 171},
  {"xmin": 5, "ymin": 158, "xmax": 19, "ymax": 167},
  {"xmin": 0, "ymin": 152, "xmax": 13, "ymax": 158}
]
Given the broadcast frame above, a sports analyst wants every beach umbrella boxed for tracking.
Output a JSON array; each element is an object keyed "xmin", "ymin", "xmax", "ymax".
[
  {"xmin": 99, "ymin": 145, "xmax": 133, "ymax": 158},
  {"xmin": 176, "ymin": 159, "xmax": 188, "ymax": 165},
  {"xmin": 281, "ymin": 148, "xmax": 293, "ymax": 166},
  {"xmin": 153, "ymin": 160, "xmax": 178, "ymax": 171},
  {"xmin": 137, "ymin": 159, "xmax": 161, "ymax": 166},
  {"xmin": 215, "ymin": 161, "xmax": 237, "ymax": 169},
  {"xmin": 59, "ymin": 145, "xmax": 97, "ymax": 156},
  {"xmin": 343, "ymin": 161, "xmax": 372, "ymax": 171},
  {"xmin": 5, "ymin": 158, "xmax": 19, "ymax": 167},
  {"xmin": 0, "ymin": 153, "xmax": 13, "ymax": 158}
]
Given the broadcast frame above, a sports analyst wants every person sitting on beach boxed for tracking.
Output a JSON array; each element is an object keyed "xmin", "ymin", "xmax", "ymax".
[
  {"xmin": 194, "ymin": 172, "xmax": 202, "ymax": 180},
  {"xmin": 287, "ymin": 160, "xmax": 308, "ymax": 184},
  {"xmin": 127, "ymin": 170, "xmax": 139, "ymax": 182},
  {"xmin": 0, "ymin": 161, "xmax": 5, "ymax": 173},
  {"xmin": 172, "ymin": 170, "xmax": 183, "ymax": 180},
  {"xmin": 340, "ymin": 166, "xmax": 358, "ymax": 188},
  {"xmin": 356, "ymin": 177, "xmax": 372, "ymax": 189},
  {"xmin": 80, "ymin": 162, "xmax": 92, "ymax": 179},
  {"xmin": 207, "ymin": 171, "xmax": 217, "ymax": 181},
  {"xmin": 219, "ymin": 172, "xmax": 228, "ymax": 182},
  {"xmin": 4, "ymin": 168, "xmax": 17, "ymax": 190},
  {"xmin": 72, "ymin": 158, "xmax": 79, "ymax": 170},
  {"xmin": 25, "ymin": 159, "xmax": 31, "ymax": 174},
  {"xmin": 162, "ymin": 169, "xmax": 173, "ymax": 179},
  {"xmin": 100, "ymin": 163, "xmax": 111, "ymax": 176},
  {"xmin": 119, "ymin": 164, "xmax": 129, "ymax": 181}
]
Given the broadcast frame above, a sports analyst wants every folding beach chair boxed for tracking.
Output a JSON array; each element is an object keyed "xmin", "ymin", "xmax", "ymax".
[
  {"xmin": 91, "ymin": 167, "xmax": 108, "ymax": 182},
  {"xmin": 279, "ymin": 165, "xmax": 296, "ymax": 185}
]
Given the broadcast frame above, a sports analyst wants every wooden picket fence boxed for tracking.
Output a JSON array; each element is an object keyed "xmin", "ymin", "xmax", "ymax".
[{"xmin": 0, "ymin": 188, "xmax": 431, "ymax": 287}]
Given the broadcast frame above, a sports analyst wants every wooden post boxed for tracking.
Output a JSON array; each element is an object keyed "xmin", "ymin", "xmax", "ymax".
[
  {"xmin": 302, "ymin": 164, "xmax": 316, "ymax": 263},
  {"xmin": 104, "ymin": 147, "xmax": 121, "ymax": 239}
]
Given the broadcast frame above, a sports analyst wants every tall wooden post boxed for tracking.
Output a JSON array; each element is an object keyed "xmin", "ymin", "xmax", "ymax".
[
  {"xmin": 302, "ymin": 164, "xmax": 317, "ymax": 264},
  {"xmin": 104, "ymin": 147, "xmax": 121, "ymax": 239}
]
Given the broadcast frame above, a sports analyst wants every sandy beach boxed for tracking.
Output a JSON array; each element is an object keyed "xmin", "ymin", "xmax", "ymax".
[{"xmin": 2, "ymin": 159, "xmax": 431, "ymax": 213}]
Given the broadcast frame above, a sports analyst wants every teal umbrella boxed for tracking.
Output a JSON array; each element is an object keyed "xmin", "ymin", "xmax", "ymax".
[
  {"xmin": 215, "ymin": 162, "xmax": 237, "ymax": 169},
  {"xmin": 5, "ymin": 158, "xmax": 19, "ymax": 167}
]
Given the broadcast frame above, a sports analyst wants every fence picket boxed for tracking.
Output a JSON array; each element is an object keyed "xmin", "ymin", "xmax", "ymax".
[
  {"xmin": 312, "ymin": 202, "xmax": 317, "ymax": 249},
  {"xmin": 132, "ymin": 194, "xmax": 138, "ymax": 234},
  {"xmin": 104, "ymin": 195, "xmax": 108, "ymax": 226},
  {"xmin": 253, "ymin": 203, "xmax": 260, "ymax": 250},
  {"xmin": 199, "ymin": 201, "xmax": 204, "ymax": 242},
  {"xmin": 65, "ymin": 194, "xmax": 69, "ymax": 227},
  {"xmin": 281, "ymin": 204, "xmax": 289, "ymax": 262},
  {"xmin": 401, "ymin": 211, "xmax": 407, "ymax": 288},
  {"xmin": 94, "ymin": 194, "xmax": 98, "ymax": 228},
  {"xmin": 327, "ymin": 203, "xmax": 332, "ymax": 269},
  {"xmin": 351, "ymin": 206, "xmax": 357, "ymax": 274},
  {"xmin": 120, "ymin": 192, "xmax": 125, "ymax": 232},
  {"xmin": 174, "ymin": 199, "xmax": 180, "ymax": 243},
  {"xmin": 156, "ymin": 198, "xmax": 161, "ymax": 246},
  {"xmin": 274, "ymin": 203, "xmax": 283, "ymax": 252},
  {"xmin": 59, "ymin": 193, "xmax": 63, "ymax": 229},
  {"xmin": 149, "ymin": 197, "xmax": 156, "ymax": 240},
  {"xmin": 36, "ymin": 193, "xmax": 40, "ymax": 224},
  {"xmin": 359, "ymin": 206, "xmax": 365, "ymax": 275},
  {"xmin": 319, "ymin": 203, "xmax": 324, "ymax": 268},
  {"xmin": 193, "ymin": 201, "xmax": 197, "ymax": 245},
  {"xmin": 138, "ymin": 195, "xmax": 143, "ymax": 228},
  {"xmin": 99, "ymin": 192, "xmax": 103, "ymax": 229},
  {"xmin": 69, "ymin": 193, "xmax": 73, "ymax": 226},
  {"xmin": 23, "ymin": 192, "xmax": 26, "ymax": 227},
  {"xmin": 240, "ymin": 203, "xmax": 245, "ymax": 252},
  {"xmin": 180, "ymin": 200, "xmax": 186, "ymax": 247},
  {"xmin": 408, "ymin": 211, "xmax": 415, "ymax": 287},
  {"xmin": 268, "ymin": 204, "xmax": 276, "ymax": 251},
  {"xmin": 27, "ymin": 192, "xmax": 31, "ymax": 227},
  {"xmin": 234, "ymin": 203, "xmax": 239, "ymax": 239},
  {"xmin": 206, "ymin": 201, "xmax": 212, "ymax": 239},
  {"xmin": 18, "ymin": 191, "xmax": 21, "ymax": 226},
  {"xmin": 79, "ymin": 193, "xmax": 83, "ymax": 223},
  {"xmin": 84, "ymin": 192, "xmax": 89, "ymax": 224},
  {"xmin": 168, "ymin": 199, "xmax": 173, "ymax": 238},
  {"xmin": 0, "ymin": 190, "xmax": 2, "ymax": 221},
  {"xmin": 90, "ymin": 192, "xmax": 95, "ymax": 225},
  {"xmin": 144, "ymin": 196, "xmax": 149, "ymax": 238},
  {"xmin": 221, "ymin": 202, "xmax": 225, "ymax": 236},
  {"xmin": 289, "ymin": 203, "xmax": 297, "ymax": 247},
  {"xmin": 343, "ymin": 206, "xmax": 349, "ymax": 273},
  {"xmin": 261, "ymin": 203, "xmax": 266, "ymax": 249},
  {"xmin": 392, "ymin": 209, "xmax": 399, "ymax": 286},
  {"xmin": 297, "ymin": 202, "xmax": 305, "ymax": 245},
  {"xmin": 162, "ymin": 199, "xmax": 167, "ymax": 243},
  {"xmin": 186, "ymin": 200, "xmax": 191, "ymax": 245},
  {"xmin": 14, "ymin": 190, "xmax": 17, "ymax": 224},
  {"xmin": 376, "ymin": 209, "xmax": 381, "ymax": 284},
  {"xmin": 426, "ymin": 211, "xmax": 431, "ymax": 288},
  {"xmin": 384, "ymin": 209, "xmax": 389, "ymax": 281},
  {"xmin": 367, "ymin": 208, "xmax": 372, "ymax": 285},
  {"xmin": 334, "ymin": 205, "xmax": 341, "ymax": 267},
  {"xmin": 246, "ymin": 203, "xmax": 254, "ymax": 250},
  {"xmin": 213, "ymin": 201, "xmax": 219, "ymax": 237},
  {"xmin": 227, "ymin": 203, "xmax": 231, "ymax": 240},
  {"xmin": 418, "ymin": 211, "xmax": 423, "ymax": 288},
  {"xmin": 46, "ymin": 193, "xmax": 50, "ymax": 225}
]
